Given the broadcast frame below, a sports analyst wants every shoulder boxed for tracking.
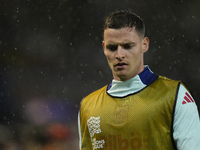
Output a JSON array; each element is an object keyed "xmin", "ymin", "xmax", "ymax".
[
  {"xmin": 157, "ymin": 76, "xmax": 180, "ymax": 83},
  {"xmin": 152, "ymin": 76, "xmax": 180, "ymax": 90},
  {"xmin": 175, "ymin": 82, "xmax": 197, "ymax": 114},
  {"xmin": 80, "ymin": 85, "xmax": 108, "ymax": 105},
  {"xmin": 85, "ymin": 85, "xmax": 107, "ymax": 98}
]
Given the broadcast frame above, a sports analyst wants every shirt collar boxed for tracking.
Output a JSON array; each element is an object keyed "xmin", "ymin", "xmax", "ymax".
[{"xmin": 107, "ymin": 66, "xmax": 158, "ymax": 97}]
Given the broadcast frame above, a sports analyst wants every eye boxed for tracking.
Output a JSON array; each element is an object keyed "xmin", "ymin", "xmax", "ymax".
[
  {"xmin": 106, "ymin": 45, "xmax": 118, "ymax": 51},
  {"xmin": 123, "ymin": 44, "xmax": 132, "ymax": 50}
]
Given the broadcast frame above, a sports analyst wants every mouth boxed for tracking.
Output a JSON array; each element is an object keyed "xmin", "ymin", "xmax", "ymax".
[{"xmin": 115, "ymin": 62, "xmax": 127, "ymax": 68}]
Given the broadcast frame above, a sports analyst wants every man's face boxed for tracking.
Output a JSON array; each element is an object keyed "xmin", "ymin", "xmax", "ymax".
[{"xmin": 102, "ymin": 27, "xmax": 149, "ymax": 81}]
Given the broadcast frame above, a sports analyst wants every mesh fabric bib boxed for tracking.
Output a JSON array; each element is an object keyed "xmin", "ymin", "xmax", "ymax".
[{"xmin": 80, "ymin": 76, "xmax": 179, "ymax": 150}]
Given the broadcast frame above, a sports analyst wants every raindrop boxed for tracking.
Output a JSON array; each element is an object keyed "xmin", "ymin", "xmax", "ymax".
[
  {"xmin": 60, "ymin": 25, "xmax": 64, "ymax": 29},
  {"xmin": 192, "ymin": 16, "xmax": 196, "ymax": 19}
]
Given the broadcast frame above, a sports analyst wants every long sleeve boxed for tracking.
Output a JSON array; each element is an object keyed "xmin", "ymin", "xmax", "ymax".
[
  {"xmin": 173, "ymin": 83, "xmax": 200, "ymax": 149},
  {"xmin": 78, "ymin": 111, "xmax": 82, "ymax": 150}
]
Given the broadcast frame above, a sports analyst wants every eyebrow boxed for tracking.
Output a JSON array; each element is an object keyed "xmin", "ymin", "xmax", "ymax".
[
  {"xmin": 120, "ymin": 42, "xmax": 136, "ymax": 46},
  {"xmin": 106, "ymin": 42, "xmax": 136, "ymax": 46},
  {"xmin": 105, "ymin": 44, "xmax": 117, "ymax": 49}
]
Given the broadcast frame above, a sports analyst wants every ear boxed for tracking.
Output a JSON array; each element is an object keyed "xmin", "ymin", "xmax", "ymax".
[
  {"xmin": 102, "ymin": 41, "xmax": 106, "ymax": 53},
  {"xmin": 142, "ymin": 37, "xmax": 149, "ymax": 53}
]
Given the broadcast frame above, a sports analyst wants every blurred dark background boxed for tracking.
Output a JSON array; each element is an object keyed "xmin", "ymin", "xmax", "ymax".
[{"xmin": 0, "ymin": 0, "xmax": 200, "ymax": 149}]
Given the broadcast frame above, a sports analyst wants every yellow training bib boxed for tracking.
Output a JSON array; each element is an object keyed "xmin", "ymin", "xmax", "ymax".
[{"xmin": 80, "ymin": 76, "xmax": 179, "ymax": 150}]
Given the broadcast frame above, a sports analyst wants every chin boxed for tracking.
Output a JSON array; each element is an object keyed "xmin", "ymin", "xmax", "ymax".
[{"xmin": 115, "ymin": 75, "xmax": 129, "ymax": 81}]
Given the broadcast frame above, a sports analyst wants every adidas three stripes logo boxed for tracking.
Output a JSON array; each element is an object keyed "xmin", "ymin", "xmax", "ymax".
[{"xmin": 182, "ymin": 92, "xmax": 194, "ymax": 105}]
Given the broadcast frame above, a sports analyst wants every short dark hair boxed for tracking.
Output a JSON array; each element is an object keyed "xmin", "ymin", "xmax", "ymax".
[{"xmin": 103, "ymin": 10, "xmax": 145, "ymax": 38}]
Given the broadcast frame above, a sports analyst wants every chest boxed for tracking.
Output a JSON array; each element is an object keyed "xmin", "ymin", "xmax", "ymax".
[{"xmin": 84, "ymin": 88, "xmax": 175, "ymax": 133}]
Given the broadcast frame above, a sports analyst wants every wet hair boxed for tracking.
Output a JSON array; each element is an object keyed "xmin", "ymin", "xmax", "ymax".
[{"xmin": 103, "ymin": 10, "xmax": 145, "ymax": 38}]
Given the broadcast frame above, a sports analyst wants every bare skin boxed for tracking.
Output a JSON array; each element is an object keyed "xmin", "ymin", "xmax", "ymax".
[{"xmin": 102, "ymin": 27, "xmax": 149, "ymax": 81}]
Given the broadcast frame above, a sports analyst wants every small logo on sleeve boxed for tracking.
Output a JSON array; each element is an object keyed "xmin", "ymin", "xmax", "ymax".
[{"xmin": 182, "ymin": 92, "xmax": 194, "ymax": 105}]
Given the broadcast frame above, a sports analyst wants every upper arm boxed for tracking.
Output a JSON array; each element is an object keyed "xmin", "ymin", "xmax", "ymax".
[{"xmin": 173, "ymin": 83, "xmax": 200, "ymax": 150}]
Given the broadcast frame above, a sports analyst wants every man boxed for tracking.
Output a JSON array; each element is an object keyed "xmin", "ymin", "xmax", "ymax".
[{"xmin": 78, "ymin": 10, "xmax": 200, "ymax": 150}]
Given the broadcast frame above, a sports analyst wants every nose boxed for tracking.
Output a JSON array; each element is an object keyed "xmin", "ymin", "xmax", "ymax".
[{"xmin": 116, "ymin": 46, "xmax": 125, "ymax": 60}]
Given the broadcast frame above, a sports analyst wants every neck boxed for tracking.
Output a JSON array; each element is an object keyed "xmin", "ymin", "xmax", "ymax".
[
  {"xmin": 107, "ymin": 66, "xmax": 158, "ymax": 97},
  {"xmin": 113, "ymin": 66, "xmax": 145, "ymax": 81}
]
